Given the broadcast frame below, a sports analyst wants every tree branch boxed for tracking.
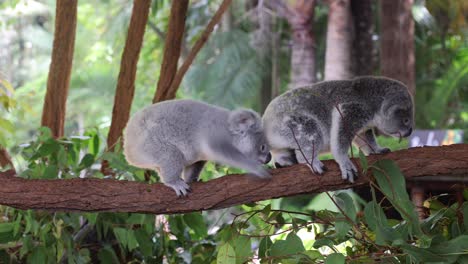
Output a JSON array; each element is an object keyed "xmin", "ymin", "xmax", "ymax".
[{"xmin": 0, "ymin": 144, "xmax": 466, "ymax": 214}]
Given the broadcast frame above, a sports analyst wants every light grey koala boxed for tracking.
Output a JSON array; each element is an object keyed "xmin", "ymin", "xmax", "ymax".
[
  {"xmin": 124, "ymin": 99, "xmax": 272, "ymax": 196},
  {"xmin": 263, "ymin": 76, "xmax": 414, "ymax": 182}
]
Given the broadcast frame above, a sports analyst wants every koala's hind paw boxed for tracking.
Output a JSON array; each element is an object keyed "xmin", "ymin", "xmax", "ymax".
[
  {"xmin": 164, "ymin": 180, "xmax": 191, "ymax": 197},
  {"xmin": 339, "ymin": 160, "xmax": 358, "ymax": 183}
]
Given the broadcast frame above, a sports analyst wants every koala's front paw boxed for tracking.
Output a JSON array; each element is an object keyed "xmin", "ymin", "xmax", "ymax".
[
  {"xmin": 164, "ymin": 179, "xmax": 191, "ymax": 197},
  {"xmin": 311, "ymin": 159, "xmax": 326, "ymax": 174},
  {"xmin": 338, "ymin": 159, "xmax": 358, "ymax": 183},
  {"xmin": 253, "ymin": 167, "xmax": 271, "ymax": 179}
]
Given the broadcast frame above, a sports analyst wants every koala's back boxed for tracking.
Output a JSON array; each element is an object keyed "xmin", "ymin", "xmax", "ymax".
[
  {"xmin": 124, "ymin": 99, "xmax": 229, "ymax": 167},
  {"xmin": 263, "ymin": 76, "xmax": 405, "ymax": 150}
]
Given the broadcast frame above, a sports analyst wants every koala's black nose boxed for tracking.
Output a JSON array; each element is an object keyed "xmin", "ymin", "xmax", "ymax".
[
  {"xmin": 264, "ymin": 153, "xmax": 272, "ymax": 164},
  {"xmin": 404, "ymin": 127, "xmax": 413, "ymax": 137}
]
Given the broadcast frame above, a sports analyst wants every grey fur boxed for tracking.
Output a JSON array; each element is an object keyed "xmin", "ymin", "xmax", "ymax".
[
  {"xmin": 124, "ymin": 99, "xmax": 271, "ymax": 196},
  {"xmin": 263, "ymin": 76, "xmax": 414, "ymax": 182}
]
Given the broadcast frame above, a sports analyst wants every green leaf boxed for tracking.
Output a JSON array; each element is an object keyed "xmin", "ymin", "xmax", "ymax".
[
  {"xmin": 217, "ymin": 243, "xmax": 236, "ymax": 264},
  {"xmin": 79, "ymin": 153, "xmax": 95, "ymax": 169},
  {"xmin": 0, "ymin": 223, "xmax": 15, "ymax": 243},
  {"xmin": 183, "ymin": 213, "xmax": 208, "ymax": 239},
  {"xmin": 258, "ymin": 237, "xmax": 272, "ymax": 258},
  {"xmin": 401, "ymin": 244, "xmax": 447, "ymax": 263},
  {"xmin": 334, "ymin": 192, "xmax": 356, "ymax": 239},
  {"xmin": 42, "ymin": 165, "xmax": 59, "ymax": 179},
  {"xmin": 0, "ymin": 117, "xmax": 14, "ymax": 134},
  {"xmin": 135, "ymin": 229, "xmax": 153, "ymax": 258},
  {"xmin": 462, "ymin": 203, "xmax": 468, "ymax": 231},
  {"xmin": 358, "ymin": 149, "xmax": 368, "ymax": 173},
  {"xmin": 231, "ymin": 235, "xmax": 251, "ymax": 264},
  {"xmin": 98, "ymin": 246, "xmax": 120, "ymax": 264},
  {"xmin": 371, "ymin": 160, "xmax": 421, "ymax": 236},
  {"xmin": 37, "ymin": 127, "xmax": 52, "ymax": 142},
  {"xmin": 31, "ymin": 138, "xmax": 60, "ymax": 160},
  {"xmin": 313, "ymin": 238, "xmax": 335, "ymax": 249},
  {"xmin": 57, "ymin": 145, "xmax": 68, "ymax": 167},
  {"xmin": 270, "ymin": 233, "xmax": 305, "ymax": 257},
  {"xmin": 364, "ymin": 201, "xmax": 388, "ymax": 231},
  {"xmin": 113, "ymin": 228, "xmax": 128, "ymax": 250},
  {"xmin": 126, "ymin": 230, "xmax": 138, "ymax": 251},
  {"xmin": 87, "ymin": 131, "xmax": 100, "ymax": 156},
  {"xmin": 325, "ymin": 253, "xmax": 345, "ymax": 264},
  {"xmin": 27, "ymin": 246, "xmax": 47, "ymax": 264},
  {"xmin": 430, "ymin": 235, "xmax": 468, "ymax": 263},
  {"xmin": 262, "ymin": 204, "xmax": 271, "ymax": 216}
]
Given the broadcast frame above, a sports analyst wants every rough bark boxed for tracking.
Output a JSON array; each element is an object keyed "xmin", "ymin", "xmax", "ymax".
[
  {"xmin": 0, "ymin": 147, "xmax": 14, "ymax": 172},
  {"xmin": 380, "ymin": 0, "xmax": 415, "ymax": 96},
  {"xmin": 41, "ymin": 0, "xmax": 77, "ymax": 138},
  {"xmin": 152, "ymin": 0, "xmax": 189, "ymax": 103},
  {"xmin": 107, "ymin": 0, "xmax": 151, "ymax": 152},
  {"xmin": 0, "ymin": 144, "xmax": 466, "ymax": 215},
  {"xmin": 161, "ymin": 0, "xmax": 234, "ymax": 102},
  {"xmin": 351, "ymin": 0, "xmax": 374, "ymax": 76},
  {"xmin": 324, "ymin": 0, "xmax": 353, "ymax": 80}
]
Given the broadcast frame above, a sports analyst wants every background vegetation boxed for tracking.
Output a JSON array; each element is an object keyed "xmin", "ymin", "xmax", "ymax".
[{"xmin": 0, "ymin": 0, "xmax": 467, "ymax": 263}]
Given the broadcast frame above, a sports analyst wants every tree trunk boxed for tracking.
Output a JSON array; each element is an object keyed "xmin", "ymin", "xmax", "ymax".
[
  {"xmin": 152, "ymin": 0, "xmax": 189, "ymax": 103},
  {"xmin": 162, "ymin": 0, "xmax": 234, "ymax": 102},
  {"xmin": 288, "ymin": 0, "xmax": 317, "ymax": 88},
  {"xmin": 0, "ymin": 144, "xmax": 466, "ymax": 214},
  {"xmin": 380, "ymin": 0, "xmax": 415, "ymax": 96},
  {"xmin": 324, "ymin": 0, "xmax": 353, "ymax": 80},
  {"xmin": 41, "ymin": 0, "xmax": 77, "ymax": 138},
  {"xmin": 0, "ymin": 147, "xmax": 14, "ymax": 172},
  {"xmin": 250, "ymin": 1, "xmax": 274, "ymax": 113},
  {"xmin": 351, "ymin": 0, "xmax": 375, "ymax": 76},
  {"xmin": 106, "ymin": 0, "xmax": 151, "ymax": 152}
]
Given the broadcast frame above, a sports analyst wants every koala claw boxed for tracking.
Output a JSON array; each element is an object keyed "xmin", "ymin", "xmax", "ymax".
[
  {"xmin": 253, "ymin": 167, "xmax": 271, "ymax": 179},
  {"xmin": 312, "ymin": 159, "xmax": 326, "ymax": 175},
  {"xmin": 339, "ymin": 160, "xmax": 358, "ymax": 183},
  {"xmin": 165, "ymin": 180, "xmax": 191, "ymax": 197}
]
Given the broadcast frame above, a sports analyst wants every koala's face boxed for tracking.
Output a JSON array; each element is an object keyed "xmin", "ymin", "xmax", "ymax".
[
  {"xmin": 237, "ymin": 130, "xmax": 271, "ymax": 164},
  {"xmin": 229, "ymin": 109, "xmax": 272, "ymax": 164},
  {"xmin": 377, "ymin": 96, "xmax": 414, "ymax": 139}
]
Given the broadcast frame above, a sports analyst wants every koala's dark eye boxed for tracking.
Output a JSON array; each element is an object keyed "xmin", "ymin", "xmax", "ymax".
[
  {"xmin": 403, "ymin": 118, "xmax": 410, "ymax": 125},
  {"xmin": 260, "ymin": 144, "xmax": 267, "ymax": 152}
]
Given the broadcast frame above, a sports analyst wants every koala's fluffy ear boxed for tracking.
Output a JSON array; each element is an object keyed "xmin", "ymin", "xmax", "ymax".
[{"xmin": 228, "ymin": 109, "xmax": 261, "ymax": 135}]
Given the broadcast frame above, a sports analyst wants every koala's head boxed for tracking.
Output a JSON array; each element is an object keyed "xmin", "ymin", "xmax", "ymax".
[
  {"xmin": 375, "ymin": 88, "xmax": 414, "ymax": 139},
  {"xmin": 228, "ymin": 109, "xmax": 271, "ymax": 164}
]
